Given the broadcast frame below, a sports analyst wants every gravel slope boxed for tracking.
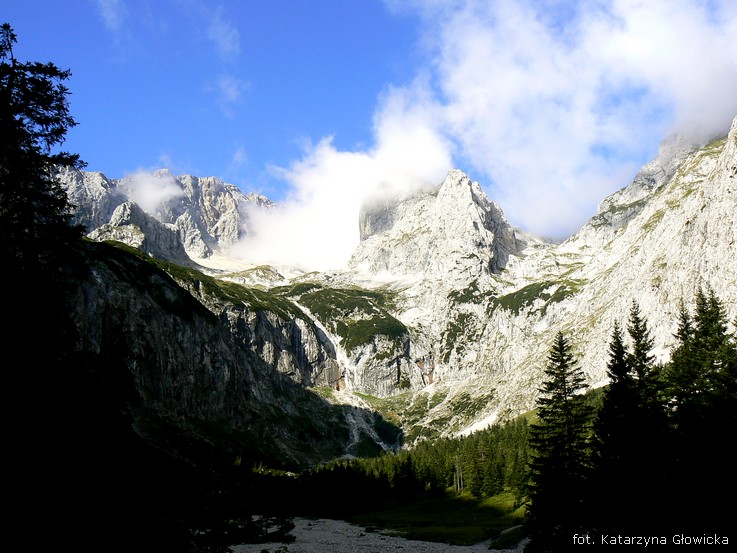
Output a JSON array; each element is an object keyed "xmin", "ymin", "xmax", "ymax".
[{"xmin": 231, "ymin": 517, "xmax": 528, "ymax": 553}]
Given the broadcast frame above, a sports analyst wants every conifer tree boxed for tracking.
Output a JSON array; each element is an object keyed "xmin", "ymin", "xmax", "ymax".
[
  {"xmin": 664, "ymin": 288, "xmax": 736, "ymax": 530},
  {"xmin": 526, "ymin": 332, "xmax": 593, "ymax": 552},
  {"xmin": 590, "ymin": 322, "xmax": 638, "ymax": 530},
  {"xmin": 1, "ymin": 22, "xmax": 84, "ymax": 274},
  {"xmin": 1, "ymin": 22, "xmax": 100, "ymax": 549},
  {"xmin": 626, "ymin": 301, "xmax": 655, "ymax": 385},
  {"xmin": 593, "ymin": 321, "xmax": 633, "ymax": 447},
  {"xmin": 590, "ymin": 306, "xmax": 669, "ymax": 532},
  {"xmin": 1, "ymin": 21, "xmax": 87, "ymax": 392},
  {"xmin": 667, "ymin": 289, "xmax": 729, "ymax": 426},
  {"xmin": 627, "ymin": 301, "xmax": 670, "ymax": 507}
]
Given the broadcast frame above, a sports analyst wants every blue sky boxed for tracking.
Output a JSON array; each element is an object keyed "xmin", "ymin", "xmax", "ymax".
[
  {"xmin": 5, "ymin": 1, "xmax": 418, "ymax": 194},
  {"xmin": 4, "ymin": 1, "xmax": 737, "ymax": 269}
]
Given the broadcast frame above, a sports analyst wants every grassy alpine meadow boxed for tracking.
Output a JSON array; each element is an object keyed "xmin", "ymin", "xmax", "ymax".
[{"xmin": 347, "ymin": 491, "xmax": 526, "ymax": 546}]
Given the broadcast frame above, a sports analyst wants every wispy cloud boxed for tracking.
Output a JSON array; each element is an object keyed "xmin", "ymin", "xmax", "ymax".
[
  {"xmin": 230, "ymin": 78, "xmax": 452, "ymax": 271},
  {"xmin": 207, "ymin": 74, "xmax": 248, "ymax": 116},
  {"xmin": 94, "ymin": 0, "xmax": 127, "ymax": 33},
  {"xmin": 206, "ymin": 5, "xmax": 240, "ymax": 58},
  {"xmin": 221, "ymin": 144, "xmax": 249, "ymax": 183},
  {"xmin": 230, "ymin": 144, "xmax": 247, "ymax": 167},
  {"xmin": 157, "ymin": 151, "xmax": 196, "ymax": 176},
  {"xmin": 119, "ymin": 170, "xmax": 185, "ymax": 215},
  {"xmin": 398, "ymin": 0, "xmax": 737, "ymax": 238}
]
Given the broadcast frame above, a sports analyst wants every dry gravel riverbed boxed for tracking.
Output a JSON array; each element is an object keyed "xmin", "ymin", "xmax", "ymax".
[{"xmin": 231, "ymin": 517, "xmax": 527, "ymax": 553}]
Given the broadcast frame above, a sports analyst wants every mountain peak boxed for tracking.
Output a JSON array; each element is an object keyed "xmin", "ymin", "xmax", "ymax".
[{"xmin": 350, "ymin": 169, "xmax": 524, "ymax": 280}]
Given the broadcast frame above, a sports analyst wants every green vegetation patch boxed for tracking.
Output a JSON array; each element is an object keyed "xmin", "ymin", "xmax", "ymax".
[
  {"xmin": 311, "ymin": 386, "xmax": 335, "ymax": 401},
  {"xmin": 447, "ymin": 391, "xmax": 494, "ymax": 427},
  {"xmin": 493, "ymin": 279, "xmax": 581, "ymax": 316},
  {"xmin": 343, "ymin": 316, "xmax": 408, "ymax": 353},
  {"xmin": 354, "ymin": 389, "xmax": 457, "ymax": 444},
  {"xmin": 642, "ymin": 209, "xmax": 665, "ymax": 233},
  {"xmin": 219, "ymin": 282, "xmax": 312, "ymax": 321},
  {"xmin": 349, "ymin": 491, "xmax": 526, "ymax": 546},
  {"xmin": 448, "ymin": 279, "xmax": 480, "ymax": 304},
  {"xmin": 220, "ymin": 265, "xmax": 284, "ymax": 286},
  {"xmin": 103, "ymin": 241, "xmax": 310, "ymax": 322},
  {"xmin": 441, "ymin": 312, "xmax": 476, "ymax": 363},
  {"xmin": 590, "ymin": 198, "xmax": 646, "ymax": 228},
  {"xmin": 355, "ymin": 390, "xmax": 447, "ymax": 431},
  {"xmin": 272, "ymin": 281, "xmax": 323, "ymax": 296},
  {"xmin": 274, "ymin": 283, "xmax": 407, "ymax": 352},
  {"xmin": 354, "ymin": 391, "xmax": 412, "ymax": 428}
]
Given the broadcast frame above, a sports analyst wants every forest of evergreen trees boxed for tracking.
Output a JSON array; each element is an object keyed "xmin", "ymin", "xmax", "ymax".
[
  {"xmin": 526, "ymin": 293, "xmax": 737, "ymax": 550},
  {"xmin": 296, "ymin": 292, "xmax": 736, "ymax": 552}
]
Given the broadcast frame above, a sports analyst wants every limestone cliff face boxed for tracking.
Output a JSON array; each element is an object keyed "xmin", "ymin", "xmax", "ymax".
[
  {"xmin": 175, "ymin": 279, "xmax": 343, "ymax": 390},
  {"xmin": 352, "ymin": 169, "xmax": 531, "ymax": 281},
  {"xmin": 87, "ymin": 201, "xmax": 192, "ymax": 265},
  {"xmin": 328, "ymin": 171, "xmax": 540, "ymax": 403},
  {"xmin": 328, "ymin": 116, "xmax": 737, "ymax": 436},
  {"xmin": 60, "ymin": 167, "xmax": 124, "ymax": 230}
]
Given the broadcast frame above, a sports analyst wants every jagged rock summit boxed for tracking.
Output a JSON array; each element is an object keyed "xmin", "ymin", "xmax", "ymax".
[
  {"xmin": 88, "ymin": 201, "xmax": 192, "ymax": 264},
  {"xmin": 351, "ymin": 169, "xmax": 537, "ymax": 283},
  {"xmin": 60, "ymin": 167, "xmax": 272, "ymax": 262}
]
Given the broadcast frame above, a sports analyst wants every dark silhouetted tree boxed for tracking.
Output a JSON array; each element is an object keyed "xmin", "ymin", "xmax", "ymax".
[
  {"xmin": 526, "ymin": 332, "xmax": 593, "ymax": 552},
  {"xmin": 664, "ymin": 288, "xmax": 737, "ymax": 530},
  {"xmin": 590, "ymin": 321, "xmax": 638, "ymax": 530},
  {"xmin": 2, "ymin": 22, "xmax": 93, "ymax": 549},
  {"xmin": 1, "ymin": 22, "xmax": 84, "ymax": 275},
  {"xmin": 590, "ymin": 305, "xmax": 669, "ymax": 533}
]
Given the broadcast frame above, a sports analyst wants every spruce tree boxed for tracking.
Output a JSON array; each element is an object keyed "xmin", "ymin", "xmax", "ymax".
[
  {"xmin": 627, "ymin": 302, "xmax": 670, "ymax": 510},
  {"xmin": 591, "ymin": 306, "xmax": 670, "ymax": 533},
  {"xmin": 526, "ymin": 332, "xmax": 593, "ymax": 552},
  {"xmin": 626, "ymin": 301, "xmax": 655, "ymax": 385},
  {"xmin": 1, "ymin": 21, "xmax": 86, "ymax": 385},
  {"xmin": 667, "ymin": 289, "xmax": 729, "ymax": 428},
  {"xmin": 1, "ymin": 22, "xmax": 84, "ymax": 274},
  {"xmin": 590, "ymin": 321, "xmax": 638, "ymax": 531},
  {"xmin": 0, "ymin": 23, "xmax": 114, "ymax": 549},
  {"xmin": 664, "ymin": 289, "xmax": 736, "ymax": 531}
]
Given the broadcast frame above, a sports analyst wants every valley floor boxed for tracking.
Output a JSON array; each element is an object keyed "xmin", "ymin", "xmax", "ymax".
[{"xmin": 231, "ymin": 517, "xmax": 528, "ymax": 553}]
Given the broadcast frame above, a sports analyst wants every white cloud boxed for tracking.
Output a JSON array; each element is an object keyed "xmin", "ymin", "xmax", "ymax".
[
  {"xmin": 207, "ymin": 74, "xmax": 247, "ymax": 116},
  {"xmin": 407, "ymin": 0, "xmax": 737, "ymax": 237},
  {"xmin": 230, "ymin": 85, "xmax": 452, "ymax": 271},
  {"xmin": 119, "ymin": 170, "xmax": 185, "ymax": 215},
  {"xmin": 206, "ymin": 5, "xmax": 240, "ymax": 58},
  {"xmin": 230, "ymin": 144, "xmax": 248, "ymax": 167},
  {"xmin": 234, "ymin": 0, "xmax": 737, "ymax": 269},
  {"xmin": 94, "ymin": 0, "xmax": 126, "ymax": 32}
]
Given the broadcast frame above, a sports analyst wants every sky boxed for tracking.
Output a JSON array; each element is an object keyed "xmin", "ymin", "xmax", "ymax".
[{"xmin": 4, "ymin": 0, "xmax": 737, "ymax": 270}]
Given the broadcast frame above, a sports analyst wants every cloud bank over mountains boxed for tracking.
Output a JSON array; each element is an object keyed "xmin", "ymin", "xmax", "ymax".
[
  {"xmin": 108, "ymin": 0, "xmax": 737, "ymax": 272},
  {"xmin": 255, "ymin": 0, "xmax": 737, "ymax": 270}
]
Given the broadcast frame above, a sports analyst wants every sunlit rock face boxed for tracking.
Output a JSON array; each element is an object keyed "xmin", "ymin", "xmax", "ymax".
[
  {"xmin": 59, "ymin": 167, "xmax": 124, "ymax": 230},
  {"xmin": 59, "ymin": 115, "xmax": 737, "ymax": 443},
  {"xmin": 87, "ymin": 201, "xmax": 192, "ymax": 264},
  {"xmin": 353, "ymin": 169, "xmax": 532, "ymax": 281},
  {"xmin": 324, "ymin": 116, "xmax": 737, "ymax": 437},
  {"xmin": 61, "ymin": 168, "xmax": 272, "ymax": 261}
]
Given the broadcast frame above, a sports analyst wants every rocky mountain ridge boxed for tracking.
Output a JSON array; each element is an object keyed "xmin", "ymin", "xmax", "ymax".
[
  {"xmin": 61, "ymin": 168, "xmax": 271, "ymax": 262},
  {"xmin": 60, "ymin": 114, "xmax": 737, "ymax": 444},
  {"xmin": 65, "ymin": 240, "xmax": 399, "ymax": 467}
]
